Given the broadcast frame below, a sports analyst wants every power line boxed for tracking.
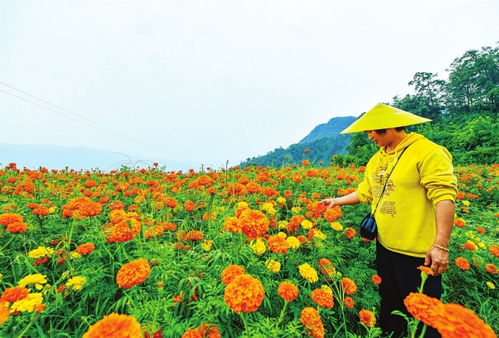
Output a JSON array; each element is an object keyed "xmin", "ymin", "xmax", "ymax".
[{"xmin": 0, "ymin": 81, "xmax": 166, "ymax": 156}]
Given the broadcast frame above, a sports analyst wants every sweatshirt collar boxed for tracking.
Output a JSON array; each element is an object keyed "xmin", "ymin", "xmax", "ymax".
[{"xmin": 380, "ymin": 132, "xmax": 424, "ymax": 155}]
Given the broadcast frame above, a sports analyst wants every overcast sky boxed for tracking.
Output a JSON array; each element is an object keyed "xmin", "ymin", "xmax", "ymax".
[{"xmin": 0, "ymin": 0, "xmax": 497, "ymax": 168}]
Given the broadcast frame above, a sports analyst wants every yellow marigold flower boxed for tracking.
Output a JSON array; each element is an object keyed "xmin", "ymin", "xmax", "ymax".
[
  {"xmin": 330, "ymin": 222, "xmax": 343, "ymax": 231},
  {"xmin": 250, "ymin": 238, "xmax": 266, "ymax": 255},
  {"xmin": 276, "ymin": 197, "xmax": 286, "ymax": 204},
  {"xmin": 10, "ymin": 293, "xmax": 43, "ymax": 313},
  {"xmin": 286, "ymin": 236, "xmax": 300, "ymax": 249},
  {"xmin": 28, "ymin": 246, "xmax": 54, "ymax": 259},
  {"xmin": 299, "ymin": 263, "xmax": 318, "ymax": 283},
  {"xmin": 312, "ymin": 229, "xmax": 326, "ymax": 240},
  {"xmin": 291, "ymin": 207, "xmax": 302, "ymax": 214},
  {"xmin": 201, "ymin": 240, "xmax": 213, "ymax": 251},
  {"xmin": 486, "ymin": 282, "xmax": 495, "ymax": 289},
  {"xmin": 462, "ymin": 200, "xmax": 471, "ymax": 206},
  {"xmin": 278, "ymin": 221, "xmax": 289, "ymax": 230},
  {"xmin": 69, "ymin": 251, "xmax": 82, "ymax": 259},
  {"xmin": 66, "ymin": 276, "xmax": 86, "ymax": 291},
  {"xmin": 18, "ymin": 274, "xmax": 47, "ymax": 290},
  {"xmin": 277, "ymin": 232, "xmax": 287, "ymax": 239},
  {"xmin": 266, "ymin": 259, "xmax": 281, "ymax": 273},
  {"xmin": 479, "ymin": 242, "xmax": 486, "ymax": 249},
  {"xmin": 321, "ymin": 285, "xmax": 333, "ymax": 295},
  {"xmin": 261, "ymin": 202, "xmax": 276, "ymax": 215},
  {"xmin": 48, "ymin": 206, "xmax": 57, "ymax": 214},
  {"xmin": 237, "ymin": 201, "xmax": 249, "ymax": 209},
  {"xmin": 301, "ymin": 219, "xmax": 313, "ymax": 230}
]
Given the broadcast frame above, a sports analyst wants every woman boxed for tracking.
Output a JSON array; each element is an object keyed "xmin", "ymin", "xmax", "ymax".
[{"xmin": 322, "ymin": 103, "xmax": 457, "ymax": 337}]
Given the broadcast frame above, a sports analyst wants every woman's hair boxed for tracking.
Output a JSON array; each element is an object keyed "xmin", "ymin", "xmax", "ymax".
[{"xmin": 373, "ymin": 127, "xmax": 406, "ymax": 134}]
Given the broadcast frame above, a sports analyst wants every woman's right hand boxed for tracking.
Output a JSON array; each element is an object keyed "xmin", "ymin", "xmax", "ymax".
[{"xmin": 320, "ymin": 198, "xmax": 338, "ymax": 209}]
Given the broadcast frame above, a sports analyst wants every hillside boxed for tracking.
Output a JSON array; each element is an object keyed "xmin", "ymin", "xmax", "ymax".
[{"xmin": 241, "ymin": 116, "xmax": 355, "ymax": 167}]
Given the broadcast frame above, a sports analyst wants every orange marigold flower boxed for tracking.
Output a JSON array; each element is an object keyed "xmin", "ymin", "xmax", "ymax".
[
  {"xmin": 221, "ymin": 264, "xmax": 245, "ymax": 285},
  {"xmin": 476, "ymin": 226, "xmax": 487, "ymax": 234},
  {"xmin": 0, "ymin": 213, "xmax": 23, "ymax": 226},
  {"xmin": 490, "ymin": 245, "xmax": 499, "ymax": 258},
  {"xmin": 267, "ymin": 235, "xmax": 288, "ymax": 254},
  {"xmin": 277, "ymin": 282, "xmax": 299, "ymax": 302},
  {"xmin": 224, "ymin": 274, "xmax": 265, "ymax": 313},
  {"xmin": 417, "ymin": 265, "xmax": 434, "ymax": 276},
  {"xmin": 182, "ymin": 324, "xmax": 221, "ymax": 338},
  {"xmin": 344, "ymin": 297, "xmax": 355, "ymax": 309},
  {"xmin": 344, "ymin": 227, "xmax": 356, "ymax": 239},
  {"xmin": 485, "ymin": 264, "xmax": 498, "ymax": 274},
  {"xmin": 0, "ymin": 300, "xmax": 9, "ymax": 325},
  {"xmin": 75, "ymin": 243, "xmax": 95, "ymax": 256},
  {"xmin": 318, "ymin": 258, "xmax": 335, "ymax": 276},
  {"xmin": 324, "ymin": 206, "xmax": 342, "ymax": 222},
  {"xmin": 144, "ymin": 225, "xmax": 165, "ymax": 239},
  {"xmin": 116, "ymin": 258, "xmax": 151, "ymax": 289},
  {"xmin": 62, "ymin": 197, "xmax": 102, "ymax": 219},
  {"xmin": 300, "ymin": 307, "xmax": 325, "ymax": 338},
  {"xmin": 82, "ymin": 313, "xmax": 142, "ymax": 338},
  {"xmin": 404, "ymin": 292, "xmax": 444, "ymax": 328},
  {"xmin": 435, "ymin": 302, "xmax": 495, "ymax": 337},
  {"xmin": 371, "ymin": 274, "xmax": 382, "ymax": 285},
  {"xmin": 341, "ymin": 278, "xmax": 357, "ymax": 295},
  {"xmin": 455, "ymin": 257, "xmax": 470, "ymax": 271},
  {"xmin": 311, "ymin": 289, "xmax": 333, "ymax": 309},
  {"xmin": 1, "ymin": 286, "xmax": 29, "ymax": 302},
  {"xmin": 6, "ymin": 221, "xmax": 27, "ymax": 233},
  {"xmin": 109, "ymin": 200, "xmax": 125, "ymax": 210},
  {"xmin": 301, "ymin": 160, "xmax": 310, "ymax": 167},
  {"xmin": 186, "ymin": 230, "xmax": 204, "ymax": 241},
  {"xmin": 359, "ymin": 309, "xmax": 376, "ymax": 328},
  {"xmin": 464, "ymin": 240, "xmax": 477, "ymax": 251},
  {"xmin": 239, "ymin": 209, "xmax": 269, "ymax": 240},
  {"xmin": 223, "ymin": 217, "xmax": 241, "ymax": 233},
  {"xmin": 454, "ymin": 218, "xmax": 466, "ymax": 228},
  {"xmin": 184, "ymin": 200, "xmax": 196, "ymax": 212}
]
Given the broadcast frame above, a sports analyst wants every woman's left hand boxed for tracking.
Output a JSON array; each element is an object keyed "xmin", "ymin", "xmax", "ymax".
[{"xmin": 424, "ymin": 246, "xmax": 449, "ymax": 276}]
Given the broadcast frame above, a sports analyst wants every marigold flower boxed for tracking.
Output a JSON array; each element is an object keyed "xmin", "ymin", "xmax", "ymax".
[
  {"xmin": 300, "ymin": 307, "xmax": 325, "ymax": 338},
  {"xmin": 278, "ymin": 282, "xmax": 299, "ymax": 302},
  {"xmin": 344, "ymin": 227, "xmax": 356, "ymax": 239},
  {"xmin": 435, "ymin": 303, "xmax": 495, "ymax": 337},
  {"xmin": 116, "ymin": 258, "xmax": 151, "ymax": 289},
  {"xmin": 318, "ymin": 258, "xmax": 335, "ymax": 276},
  {"xmin": 418, "ymin": 265, "xmax": 434, "ymax": 276},
  {"xmin": 266, "ymin": 259, "xmax": 281, "ymax": 273},
  {"xmin": 0, "ymin": 213, "xmax": 23, "ymax": 226},
  {"xmin": 485, "ymin": 264, "xmax": 498, "ymax": 275},
  {"xmin": 299, "ymin": 263, "xmax": 318, "ymax": 283},
  {"xmin": 223, "ymin": 217, "xmax": 241, "ymax": 233},
  {"xmin": 301, "ymin": 219, "xmax": 313, "ymax": 230},
  {"xmin": 66, "ymin": 276, "xmax": 86, "ymax": 291},
  {"xmin": 182, "ymin": 324, "xmax": 221, "ymax": 338},
  {"xmin": 239, "ymin": 209, "xmax": 269, "ymax": 240},
  {"xmin": 404, "ymin": 292, "xmax": 444, "ymax": 328},
  {"xmin": 455, "ymin": 257, "xmax": 470, "ymax": 271},
  {"xmin": 186, "ymin": 230, "xmax": 204, "ymax": 241},
  {"xmin": 343, "ymin": 296, "xmax": 355, "ymax": 309},
  {"xmin": 224, "ymin": 274, "xmax": 265, "ymax": 313},
  {"xmin": 324, "ymin": 206, "xmax": 342, "ymax": 222},
  {"xmin": 359, "ymin": 309, "xmax": 376, "ymax": 327},
  {"xmin": 464, "ymin": 240, "xmax": 478, "ymax": 251},
  {"xmin": 82, "ymin": 313, "xmax": 142, "ymax": 338},
  {"xmin": 267, "ymin": 235, "xmax": 288, "ymax": 254},
  {"xmin": 10, "ymin": 293, "xmax": 43, "ymax": 313},
  {"xmin": 1, "ymin": 286, "xmax": 29, "ymax": 302},
  {"xmin": 490, "ymin": 245, "xmax": 499, "ymax": 258},
  {"xmin": 0, "ymin": 300, "xmax": 8, "ymax": 325},
  {"xmin": 221, "ymin": 265, "xmax": 245, "ymax": 285},
  {"xmin": 286, "ymin": 236, "xmax": 300, "ymax": 249},
  {"xmin": 18, "ymin": 274, "xmax": 47, "ymax": 289},
  {"xmin": 6, "ymin": 221, "xmax": 27, "ymax": 233},
  {"xmin": 454, "ymin": 218, "xmax": 466, "ymax": 228},
  {"xmin": 330, "ymin": 221, "xmax": 343, "ymax": 231},
  {"xmin": 371, "ymin": 274, "xmax": 382, "ymax": 285},
  {"xmin": 341, "ymin": 278, "xmax": 357, "ymax": 295},
  {"xmin": 311, "ymin": 289, "xmax": 333, "ymax": 309},
  {"xmin": 62, "ymin": 197, "xmax": 102, "ymax": 219},
  {"xmin": 75, "ymin": 243, "xmax": 95, "ymax": 256},
  {"xmin": 486, "ymin": 282, "xmax": 495, "ymax": 289},
  {"xmin": 28, "ymin": 246, "xmax": 54, "ymax": 259}
]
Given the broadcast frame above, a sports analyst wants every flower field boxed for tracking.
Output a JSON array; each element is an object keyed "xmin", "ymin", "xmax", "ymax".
[{"xmin": 0, "ymin": 161, "xmax": 497, "ymax": 337}]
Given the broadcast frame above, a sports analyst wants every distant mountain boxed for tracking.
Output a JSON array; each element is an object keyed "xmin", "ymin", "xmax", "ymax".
[
  {"xmin": 0, "ymin": 144, "xmax": 200, "ymax": 171},
  {"xmin": 241, "ymin": 116, "xmax": 356, "ymax": 167},
  {"xmin": 299, "ymin": 116, "xmax": 356, "ymax": 144}
]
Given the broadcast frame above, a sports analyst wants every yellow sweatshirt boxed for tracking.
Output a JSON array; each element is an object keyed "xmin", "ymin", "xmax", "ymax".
[{"xmin": 356, "ymin": 132, "xmax": 457, "ymax": 257}]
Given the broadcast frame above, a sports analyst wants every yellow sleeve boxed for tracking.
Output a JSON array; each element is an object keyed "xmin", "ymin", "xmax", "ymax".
[
  {"xmin": 356, "ymin": 155, "xmax": 376, "ymax": 204},
  {"xmin": 419, "ymin": 146, "xmax": 457, "ymax": 205}
]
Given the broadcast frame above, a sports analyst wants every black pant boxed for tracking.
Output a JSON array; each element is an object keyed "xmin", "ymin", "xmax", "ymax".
[{"xmin": 376, "ymin": 242, "xmax": 442, "ymax": 338}]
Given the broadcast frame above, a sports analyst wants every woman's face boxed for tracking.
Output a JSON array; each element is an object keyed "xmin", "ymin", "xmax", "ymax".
[{"xmin": 365, "ymin": 129, "xmax": 391, "ymax": 148}]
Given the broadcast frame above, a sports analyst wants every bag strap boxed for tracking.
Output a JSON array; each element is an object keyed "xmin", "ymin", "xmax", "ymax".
[{"xmin": 372, "ymin": 145, "xmax": 410, "ymax": 215}]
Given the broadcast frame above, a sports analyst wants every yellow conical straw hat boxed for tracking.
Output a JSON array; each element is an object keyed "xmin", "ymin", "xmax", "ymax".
[{"xmin": 340, "ymin": 103, "xmax": 431, "ymax": 134}]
